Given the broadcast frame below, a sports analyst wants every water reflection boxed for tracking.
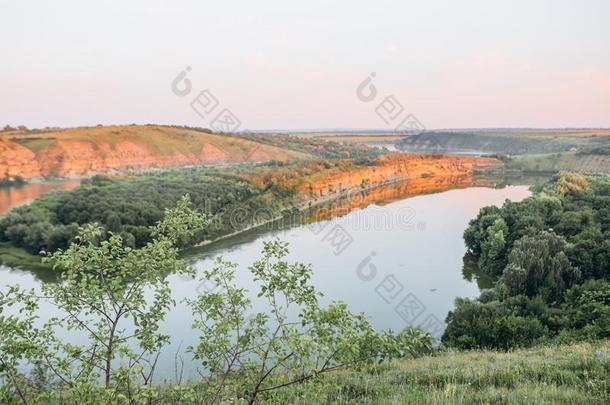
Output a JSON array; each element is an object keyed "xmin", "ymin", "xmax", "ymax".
[
  {"xmin": 0, "ymin": 180, "xmax": 80, "ymax": 216},
  {"xmin": 462, "ymin": 252, "xmax": 495, "ymax": 290},
  {"xmin": 0, "ymin": 263, "xmax": 60, "ymax": 283}
]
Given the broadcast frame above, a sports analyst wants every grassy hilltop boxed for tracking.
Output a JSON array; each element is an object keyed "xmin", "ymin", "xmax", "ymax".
[{"xmin": 0, "ymin": 125, "xmax": 308, "ymax": 180}]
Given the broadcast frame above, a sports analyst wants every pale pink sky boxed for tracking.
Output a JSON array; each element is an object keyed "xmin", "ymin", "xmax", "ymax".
[{"xmin": 1, "ymin": 0, "xmax": 609, "ymax": 130}]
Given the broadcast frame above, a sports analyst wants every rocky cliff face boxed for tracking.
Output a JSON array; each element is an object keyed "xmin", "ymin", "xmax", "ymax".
[
  {"xmin": 0, "ymin": 139, "xmax": 41, "ymax": 179},
  {"xmin": 298, "ymin": 154, "xmax": 498, "ymax": 197},
  {"xmin": 307, "ymin": 172, "xmax": 483, "ymax": 222},
  {"xmin": 34, "ymin": 139, "xmax": 202, "ymax": 176},
  {"xmin": 0, "ymin": 125, "xmax": 305, "ymax": 180}
]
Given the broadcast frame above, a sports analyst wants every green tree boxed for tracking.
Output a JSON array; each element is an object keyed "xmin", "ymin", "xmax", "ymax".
[
  {"xmin": 105, "ymin": 212, "xmax": 122, "ymax": 233},
  {"xmin": 442, "ymin": 297, "xmax": 548, "ymax": 349},
  {"xmin": 500, "ymin": 231, "xmax": 580, "ymax": 301},
  {"xmin": 0, "ymin": 195, "xmax": 208, "ymax": 401},
  {"xmin": 479, "ymin": 217, "xmax": 509, "ymax": 276},
  {"xmin": 187, "ymin": 239, "xmax": 429, "ymax": 404}
]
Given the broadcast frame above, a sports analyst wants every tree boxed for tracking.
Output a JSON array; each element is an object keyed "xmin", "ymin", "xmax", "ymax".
[
  {"xmin": 105, "ymin": 212, "xmax": 122, "ymax": 233},
  {"xmin": 187, "ymin": 239, "xmax": 428, "ymax": 404},
  {"xmin": 479, "ymin": 217, "xmax": 509, "ymax": 276},
  {"xmin": 555, "ymin": 172, "xmax": 588, "ymax": 195},
  {"xmin": 0, "ymin": 195, "xmax": 208, "ymax": 401},
  {"xmin": 463, "ymin": 207, "xmax": 503, "ymax": 256},
  {"xmin": 499, "ymin": 231, "xmax": 580, "ymax": 301},
  {"xmin": 442, "ymin": 297, "xmax": 548, "ymax": 350},
  {"xmin": 445, "ymin": 175, "xmax": 610, "ymax": 351}
]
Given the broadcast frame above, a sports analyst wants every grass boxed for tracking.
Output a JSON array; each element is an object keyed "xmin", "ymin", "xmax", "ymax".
[
  {"xmin": 11, "ymin": 137, "xmax": 57, "ymax": 153},
  {"xmin": 471, "ymin": 129, "xmax": 610, "ymax": 138},
  {"xmin": 12, "ymin": 341, "xmax": 607, "ymax": 403},
  {"xmin": 0, "ymin": 242, "xmax": 45, "ymax": 270},
  {"xmin": 0, "ymin": 243, "xmax": 61, "ymax": 282},
  {"xmin": 1, "ymin": 124, "xmax": 308, "ymax": 163},
  {"xmin": 400, "ymin": 132, "xmax": 610, "ymax": 155},
  {"xmin": 509, "ymin": 152, "xmax": 610, "ymax": 175},
  {"xmin": 268, "ymin": 341, "xmax": 610, "ymax": 404}
]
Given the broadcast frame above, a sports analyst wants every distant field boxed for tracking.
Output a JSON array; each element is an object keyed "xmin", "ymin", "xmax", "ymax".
[
  {"xmin": 319, "ymin": 135, "xmax": 405, "ymax": 143},
  {"xmin": 471, "ymin": 129, "xmax": 610, "ymax": 138},
  {"xmin": 295, "ymin": 133, "xmax": 406, "ymax": 143},
  {"xmin": 292, "ymin": 129, "xmax": 610, "ymax": 149},
  {"xmin": 508, "ymin": 151, "xmax": 610, "ymax": 174},
  {"xmin": 294, "ymin": 129, "xmax": 610, "ymax": 140},
  {"xmin": 396, "ymin": 130, "xmax": 610, "ymax": 157}
]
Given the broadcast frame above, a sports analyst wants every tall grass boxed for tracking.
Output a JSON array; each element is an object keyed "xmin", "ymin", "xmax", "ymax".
[{"xmin": 268, "ymin": 341, "xmax": 610, "ymax": 404}]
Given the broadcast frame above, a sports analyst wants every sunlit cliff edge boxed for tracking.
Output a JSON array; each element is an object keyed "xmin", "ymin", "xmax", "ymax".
[
  {"xmin": 0, "ymin": 125, "xmax": 307, "ymax": 180},
  {"xmin": 294, "ymin": 154, "xmax": 499, "ymax": 197}
]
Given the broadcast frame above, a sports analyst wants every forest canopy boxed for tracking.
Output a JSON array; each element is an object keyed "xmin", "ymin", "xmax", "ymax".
[
  {"xmin": 443, "ymin": 173, "xmax": 610, "ymax": 349},
  {"xmin": 0, "ymin": 169, "xmax": 297, "ymax": 255}
]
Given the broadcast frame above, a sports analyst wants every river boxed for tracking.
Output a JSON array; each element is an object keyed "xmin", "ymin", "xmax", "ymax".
[
  {"xmin": 0, "ymin": 175, "xmax": 536, "ymax": 380},
  {"xmin": 0, "ymin": 180, "xmax": 80, "ymax": 214}
]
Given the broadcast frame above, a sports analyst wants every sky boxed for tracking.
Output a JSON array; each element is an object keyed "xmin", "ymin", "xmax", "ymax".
[{"xmin": 1, "ymin": 0, "xmax": 609, "ymax": 130}]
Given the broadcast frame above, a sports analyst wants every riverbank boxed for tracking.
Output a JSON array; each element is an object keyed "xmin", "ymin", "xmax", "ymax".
[
  {"xmin": 0, "ymin": 153, "xmax": 500, "ymax": 270},
  {"xmin": 194, "ymin": 171, "xmax": 478, "ymax": 248},
  {"xmin": 0, "ymin": 242, "xmax": 49, "ymax": 270},
  {"xmin": 0, "ymin": 172, "xmax": 481, "ymax": 269}
]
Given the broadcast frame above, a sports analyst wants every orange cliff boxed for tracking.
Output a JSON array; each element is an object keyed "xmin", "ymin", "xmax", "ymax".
[
  {"xmin": 297, "ymin": 154, "xmax": 499, "ymax": 197},
  {"xmin": 0, "ymin": 138, "xmax": 41, "ymax": 179},
  {"xmin": 0, "ymin": 125, "xmax": 306, "ymax": 180},
  {"xmin": 307, "ymin": 173, "xmax": 500, "ymax": 222}
]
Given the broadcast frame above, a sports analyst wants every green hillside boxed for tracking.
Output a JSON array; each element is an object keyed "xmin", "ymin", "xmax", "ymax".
[{"xmin": 272, "ymin": 341, "xmax": 609, "ymax": 404}]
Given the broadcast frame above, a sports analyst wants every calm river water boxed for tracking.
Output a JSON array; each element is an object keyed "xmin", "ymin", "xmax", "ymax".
[{"xmin": 0, "ymin": 177, "xmax": 534, "ymax": 380}]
